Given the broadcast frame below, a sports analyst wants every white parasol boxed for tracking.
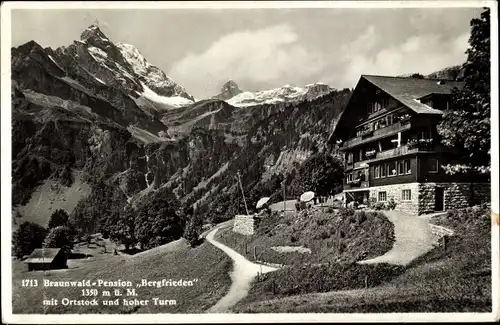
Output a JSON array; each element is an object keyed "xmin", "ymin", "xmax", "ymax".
[
  {"xmin": 300, "ymin": 191, "xmax": 315, "ymax": 202},
  {"xmin": 256, "ymin": 197, "xmax": 270, "ymax": 209}
]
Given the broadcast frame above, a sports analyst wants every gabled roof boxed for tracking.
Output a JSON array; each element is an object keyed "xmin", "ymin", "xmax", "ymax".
[
  {"xmin": 361, "ymin": 75, "xmax": 464, "ymax": 115},
  {"xmin": 329, "ymin": 74, "xmax": 465, "ymax": 143},
  {"xmin": 25, "ymin": 248, "xmax": 62, "ymax": 263}
]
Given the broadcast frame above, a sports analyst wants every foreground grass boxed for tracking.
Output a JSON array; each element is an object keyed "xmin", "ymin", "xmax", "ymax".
[
  {"xmin": 214, "ymin": 208, "xmax": 399, "ymax": 306},
  {"xmin": 233, "ymin": 206, "xmax": 492, "ymax": 313},
  {"xmin": 216, "ymin": 208, "xmax": 394, "ymax": 266},
  {"xmin": 12, "ymin": 239, "xmax": 232, "ymax": 314}
]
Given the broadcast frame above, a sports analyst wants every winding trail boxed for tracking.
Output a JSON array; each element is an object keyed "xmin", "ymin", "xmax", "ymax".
[
  {"xmin": 358, "ymin": 210, "xmax": 434, "ymax": 266},
  {"xmin": 205, "ymin": 227, "xmax": 278, "ymax": 313}
]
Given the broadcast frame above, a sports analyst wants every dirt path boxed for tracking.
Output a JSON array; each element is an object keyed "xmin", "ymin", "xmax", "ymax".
[
  {"xmin": 205, "ymin": 227, "xmax": 278, "ymax": 313},
  {"xmin": 358, "ymin": 210, "xmax": 434, "ymax": 266}
]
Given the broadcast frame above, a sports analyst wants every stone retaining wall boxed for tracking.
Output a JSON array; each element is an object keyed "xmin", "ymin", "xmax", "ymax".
[{"xmin": 233, "ymin": 215, "xmax": 258, "ymax": 235}]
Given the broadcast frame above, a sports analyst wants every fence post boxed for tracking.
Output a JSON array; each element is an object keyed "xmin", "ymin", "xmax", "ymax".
[
  {"xmin": 365, "ymin": 275, "xmax": 368, "ymax": 289},
  {"xmin": 245, "ymin": 242, "xmax": 248, "ymax": 255},
  {"xmin": 253, "ymin": 246, "xmax": 257, "ymax": 260}
]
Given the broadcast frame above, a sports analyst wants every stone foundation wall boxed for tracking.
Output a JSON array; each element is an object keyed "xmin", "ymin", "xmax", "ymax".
[
  {"xmin": 369, "ymin": 183, "xmax": 420, "ymax": 215},
  {"xmin": 367, "ymin": 182, "xmax": 490, "ymax": 216},
  {"xmin": 233, "ymin": 215, "xmax": 258, "ymax": 235},
  {"xmin": 418, "ymin": 182, "xmax": 491, "ymax": 215}
]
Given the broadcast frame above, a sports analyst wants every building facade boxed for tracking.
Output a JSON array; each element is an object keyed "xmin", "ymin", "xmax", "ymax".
[{"xmin": 332, "ymin": 75, "xmax": 490, "ymax": 215}]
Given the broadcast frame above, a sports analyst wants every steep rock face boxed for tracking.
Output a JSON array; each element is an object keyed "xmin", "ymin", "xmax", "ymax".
[
  {"xmin": 11, "ymin": 94, "xmax": 147, "ymax": 206},
  {"xmin": 116, "ymin": 42, "xmax": 194, "ymax": 101}
]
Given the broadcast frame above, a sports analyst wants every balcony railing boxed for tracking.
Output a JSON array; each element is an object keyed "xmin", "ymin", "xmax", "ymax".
[
  {"xmin": 346, "ymin": 143, "xmax": 435, "ymax": 170},
  {"xmin": 345, "ymin": 180, "xmax": 369, "ymax": 190},
  {"xmin": 342, "ymin": 121, "xmax": 412, "ymax": 149},
  {"xmin": 368, "ymin": 143, "xmax": 435, "ymax": 162}
]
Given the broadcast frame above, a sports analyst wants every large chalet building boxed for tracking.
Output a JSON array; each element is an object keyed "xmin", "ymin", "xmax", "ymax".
[{"xmin": 332, "ymin": 75, "xmax": 489, "ymax": 215}]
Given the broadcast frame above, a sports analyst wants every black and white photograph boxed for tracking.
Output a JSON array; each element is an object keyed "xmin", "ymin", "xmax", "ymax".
[{"xmin": 1, "ymin": 1, "xmax": 498, "ymax": 323}]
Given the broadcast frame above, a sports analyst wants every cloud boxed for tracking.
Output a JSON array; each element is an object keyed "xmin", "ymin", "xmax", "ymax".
[
  {"xmin": 337, "ymin": 28, "xmax": 470, "ymax": 87},
  {"xmin": 168, "ymin": 24, "xmax": 327, "ymax": 98}
]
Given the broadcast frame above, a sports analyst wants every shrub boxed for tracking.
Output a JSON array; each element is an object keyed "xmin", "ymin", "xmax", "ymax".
[
  {"xmin": 253, "ymin": 262, "xmax": 405, "ymax": 297},
  {"xmin": 386, "ymin": 198, "xmax": 397, "ymax": 210},
  {"xmin": 48, "ymin": 209, "xmax": 69, "ymax": 229},
  {"xmin": 355, "ymin": 211, "xmax": 367, "ymax": 224},
  {"xmin": 12, "ymin": 222, "xmax": 47, "ymax": 258},
  {"xmin": 373, "ymin": 202, "xmax": 385, "ymax": 210},
  {"xmin": 183, "ymin": 214, "xmax": 204, "ymax": 247},
  {"xmin": 338, "ymin": 207, "xmax": 356, "ymax": 219},
  {"xmin": 367, "ymin": 197, "xmax": 378, "ymax": 209},
  {"xmin": 43, "ymin": 226, "xmax": 74, "ymax": 252}
]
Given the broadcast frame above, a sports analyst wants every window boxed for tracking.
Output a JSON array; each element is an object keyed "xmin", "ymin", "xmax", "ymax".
[
  {"xmin": 380, "ymin": 163, "xmax": 386, "ymax": 177},
  {"xmin": 429, "ymin": 158, "xmax": 439, "ymax": 173},
  {"xmin": 378, "ymin": 191, "xmax": 387, "ymax": 202},
  {"xmin": 404, "ymin": 159, "xmax": 411, "ymax": 174},
  {"xmin": 374, "ymin": 165, "xmax": 380, "ymax": 179},
  {"xmin": 402, "ymin": 189, "xmax": 412, "ymax": 201},
  {"xmin": 347, "ymin": 153, "xmax": 354, "ymax": 163},
  {"xmin": 388, "ymin": 162, "xmax": 397, "ymax": 177},
  {"xmin": 398, "ymin": 161, "xmax": 404, "ymax": 175},
  {"xmin": 387, "ymin": 114, "xmax": 393, "ymax": 126}
]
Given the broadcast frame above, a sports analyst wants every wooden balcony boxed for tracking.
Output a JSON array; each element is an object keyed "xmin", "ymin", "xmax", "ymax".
[
  {"xmin": 345, "ymin": 143, "xmax": 435, "ymax": 171},
  {"xmin": 344, "ymin": 180, "xmax": 370, "ymax": 190},
  {"xmin": 341, "ymin": 121, "xmax": 412, "ymax": 149}
]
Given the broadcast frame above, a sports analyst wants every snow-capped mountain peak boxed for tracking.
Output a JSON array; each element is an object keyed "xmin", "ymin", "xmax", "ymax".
[
  {"xmin": 225, "ymin": 82, "xmax": 334, "ymax": 107},
  {"xmin": 116, "ymin": 42, "xmax": 194, "ymax": 102}
]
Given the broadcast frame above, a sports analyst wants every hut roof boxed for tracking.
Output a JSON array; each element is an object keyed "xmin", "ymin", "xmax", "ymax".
[{"xmin": 24, "ymin": 248, "xmax": 62, "ymax": 263}]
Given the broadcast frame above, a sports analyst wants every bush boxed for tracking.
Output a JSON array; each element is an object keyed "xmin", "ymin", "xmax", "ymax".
[
  {"xmin": 183, "ymin": 214, "xmax": 204, "ymax": 247},
  {"xmin": 43, "ymin": 226, "xmax": 74, "ymax": 252},
  {"xmin": 338, "ymin": 207, "xmax": 356, "ymax": 219},
  {"xmin": 386, "ymin": 198, "xmax": 397, "ymax": 210},
  {"xmin": 12, "ymin": 222, "xmax": 47, "ymax": 258},
  {"xmin": 48, "ymin": 209, "xmax": 69, "ymax": 229},
  {"xmin": 295, "ymin": 201, "xmax": 307, "ymax": 211},
  {"xmin": 373, "ymin": 202, "xmax": 386, "ymax": 210},
  {"xmin": 355, "ymin": 210, "xmax": 368, "ymax": 224},
  {"xmin": 367, "ymin": 197, "xmax": 377, "ymax": 209},
  {"xmin": 254, "ymin": 262, "xmax": 405, "ymax": 297}
]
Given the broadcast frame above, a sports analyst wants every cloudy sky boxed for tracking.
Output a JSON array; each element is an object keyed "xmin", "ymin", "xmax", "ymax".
[{"xmin": 11, "ymin": 7, "xmax": 482, "ymax": 99}]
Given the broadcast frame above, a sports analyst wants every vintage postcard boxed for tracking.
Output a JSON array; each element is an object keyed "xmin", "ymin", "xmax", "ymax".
[{"xmin": 1, "ymin": 1, "xmax": 499, "ymax": 323}]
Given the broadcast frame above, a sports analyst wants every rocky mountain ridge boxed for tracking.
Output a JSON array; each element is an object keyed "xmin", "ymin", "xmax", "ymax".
[{"xmin": 212, "ymin": 80, "xmax": 336, "ymax": 107}]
